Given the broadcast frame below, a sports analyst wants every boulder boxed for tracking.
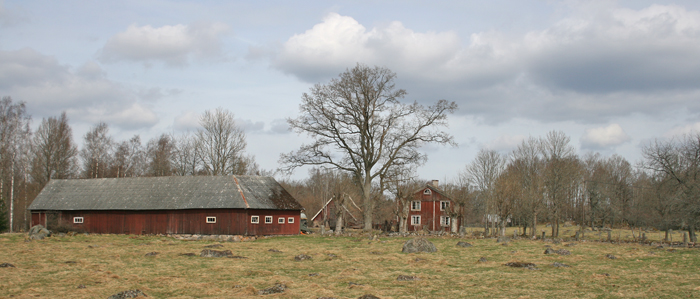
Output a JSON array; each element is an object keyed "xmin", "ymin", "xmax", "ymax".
[
  {"xmin": 28, "ymin": 225, "xmax": 51, "ymax": 240},
  {"xmin": 402, "ymin": 238, "xmax": 437, "ymax": 253},
  {"xmin": 258, "ymin": 283, "xmax": 286, "ymax": 295},
  {"xmin": 107, "ymin": 289, "xmax": 147, "ymax": 299},
  {"xmin": 200, "ymin": 249, "xmax": 233, "ymax": 258},
  {"xmin": 456, "ymin": 242, "xmax": 472, "ymax": 247},
  {"xmin": 496, "ymin": 236, "xmax": 510, "ymax": 243},
  {"xmin": 294, "ymin": 254, "xmax": 312, "ymax": 261},
  {"xmin": 544, "ymin": 248, "xmax": 555, "ymax": 254}
]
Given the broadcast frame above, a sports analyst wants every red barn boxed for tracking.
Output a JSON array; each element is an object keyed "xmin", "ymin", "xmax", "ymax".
[
  {"xmin": 28, "ymin": 175, "xmax": 303, "ymax": 236},
  {"xmin": 405, "ymin": 180, "xmax": 461, "ymax": 232}
]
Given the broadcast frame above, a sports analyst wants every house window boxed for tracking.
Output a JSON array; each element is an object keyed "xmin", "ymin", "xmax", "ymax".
[
  {"xmin": 288, "ymin": 217, "xmax": 295, "ymax": 223},
  {"xmin": 278, "ymin": 217, "xmax": 285, "ymax": 224},
  {"xmin": 411, "ymin": 201, "xmax": 421, "ymax": 211},
  {"xmin": 206, "ymin": 216, "xmax": 216, "ymax": 223},
  {"xmin": 440, "ymin": 216, "xmax": 451, "ymax": 226},
  {"xmin": 251, "ymin": 216, "xmax": 259, "ymax": 224},
  {"xmin": 411, "ymin": 215, "xmax": 421, "ymax": 225},
  {"xmin": 423, "ymin": 189, "xmax": 432, "ymax": 195},
  {"xmin": 73, "ymin": 217, "xmax": 84, "ymax": 224},
  {"xmin": 265, "ymin": 216, "xmax": 273, "ymax": 224},
  {"xmin": 440, "ymin": 201, "xmax": 450, "ymax": 211}
]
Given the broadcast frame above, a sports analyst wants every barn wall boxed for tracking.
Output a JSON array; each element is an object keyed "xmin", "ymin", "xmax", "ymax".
[{"xmin": 36, "ymin": 209, "xmax": 300, "ymax": 235}]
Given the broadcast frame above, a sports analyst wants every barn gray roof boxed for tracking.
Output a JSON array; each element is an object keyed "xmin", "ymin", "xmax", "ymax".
[{"xmin": 28, "ymin": 175, "xmax": 303, "ymax": 211}]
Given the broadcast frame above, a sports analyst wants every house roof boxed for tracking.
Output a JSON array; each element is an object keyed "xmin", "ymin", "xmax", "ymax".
[
  {"xmin": 412, "ymin": 184, "xmax": 453, "ymax": 200},
  {"xmin": 28, "ymin": 175, "xmax": 303, "ymax": 211}
]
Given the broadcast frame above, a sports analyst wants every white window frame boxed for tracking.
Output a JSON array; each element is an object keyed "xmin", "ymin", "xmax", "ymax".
[
  {"xmin": 288, "ymin": 217, "xmax": 295, "ymax": 224},
  {"xmin": 411, "ymin": 201, "xmax": 421, "ymax": 211},
  {"xmin": 251, "ymin": 216, "xmax": 259, "ymax": 224},
  {"xmin": 411, "ymin": 215, "xmax": 421, "ymax": 226},
  {"xmin": 440, "ymin": 201, "xmax": 450, "ymax": 211},
  {"xmin": 278, "ymin": 217, "xmax": 285, "ymax": 224},
  {"xmin": 440, "ymin": 216, "xmax": 451, "ymax": 227},
  {"xmin": 73, "ymin": 217, "xmax": 84, "ymax": 224},
  {"xmin": 423, "ymin": 189, "xmax": 432, "ymax": 195},
  {"xmin": 265, "ymin": 216, "xmax": 273, "ymax": 224},
  {"xmin": 206, "ymin": 216, "xmax": 216, "ymax": 223}
]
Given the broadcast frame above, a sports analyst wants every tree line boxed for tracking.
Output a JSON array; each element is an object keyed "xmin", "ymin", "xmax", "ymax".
[{"xmin": 0, "ymin": 99, "xmax": 263, "ymax": 232}]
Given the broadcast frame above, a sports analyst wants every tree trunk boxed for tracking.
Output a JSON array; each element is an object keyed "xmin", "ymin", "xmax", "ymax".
[
  {"xmin": 689, "ymin": 224, "xmax": 697, "ymax": 243},
  {"xmin": 335, "ymin": 213, "xmax": 344, "ymax": 235},
  {"xmin": 362, "ymin": 174, "xmax": 373, "ymax": 231},
  {"xmin": 10, "ymin": 158, "xmax": 14, "ymax": 233},
  {"xmin": 531, "ymin": 212, "xmax": 537, "ymax": 238}
]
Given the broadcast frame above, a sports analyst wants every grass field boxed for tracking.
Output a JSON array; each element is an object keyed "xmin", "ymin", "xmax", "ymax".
[{"xmin": 1, "ymin": 230, "xmax": 699, "ymax": 298}]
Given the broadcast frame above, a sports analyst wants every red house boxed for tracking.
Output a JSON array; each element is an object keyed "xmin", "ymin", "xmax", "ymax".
[
  {"xmin": 28, "ymin": 175, "xmax": 303, "ymax": 236},
  {"xmin": 405, "ymin": 180, "xmax": 461, "ymax": 232}
]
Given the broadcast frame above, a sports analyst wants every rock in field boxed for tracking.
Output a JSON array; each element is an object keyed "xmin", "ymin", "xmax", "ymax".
[
  {"xmin": 107, "ymin": 289, "xmax": 147, "ymax": 299},
  {"xmin": 294, "ymin": 254, "xmax": 312, "ymax": 261},
  {"xmin": 258, "ymin": 283, "xmax": 286, "ymax": 295},
  {"xmin": 456, "ymin": 242, "xmax": 472, "ymax": 247},
  {"xmin": 28, "ymin": 224, "xmax": 52, "ymax": 240},
  {"xmin": 200, "ymin": 249, "xmax": 233, "ymax": 258},
  {"xmin": 402, "ymin": 238, "xmax": 437, "ymax": 253}
]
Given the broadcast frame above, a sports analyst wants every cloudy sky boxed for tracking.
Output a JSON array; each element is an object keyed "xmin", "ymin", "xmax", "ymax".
[{"xmin": 2, "ymin": 0, "xmax": 700, "ymax": 181}]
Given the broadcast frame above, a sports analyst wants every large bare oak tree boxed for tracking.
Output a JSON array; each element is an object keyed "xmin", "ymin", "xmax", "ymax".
[{"xmin": 281, "ymin": 64, "xmax": 457, "ymax": 231}]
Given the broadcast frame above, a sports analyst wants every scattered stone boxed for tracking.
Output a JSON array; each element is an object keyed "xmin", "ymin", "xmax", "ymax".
[
  {"xmin": 601, "ymin": 273, "xmax": 611, "ymax": 277},
  {"xmin": 228, "ymin": 256, "xmax": 248, "ymax": 259},
  {"xmin": 396, "ymin": 275, "xmax": 419, "ymax": 281},
  {"xmin": 200, "ymin": 249, "xmax": 233, "ymax": 258},
  {"xmin": 565, "ymin": 243, "xmax": 577, "ymax": 247},
  {"xmin": 511, "ymin": 250, "xmax": 517, "ymax": 254},
  {"xmin": 505, "ymin": 262, "xmax": 539, "ymax": 270},
  {"xmin": 348, "ymin": 282, "xmax": 364, "ymax": 287},
  {"xmin": 258, "ymin": 283, "xmax": 286, "ymax": 295},
  {"xmin": 544, "ymin": 248, "xmax": 556, "ymax": 254},
  {"xmin": 555, "ymin": 249, "xmax": 571, "ymax": 256},
  {"xmin": 88, "ymin": 245, "xmax": 99, "ymax": 249},
  {"xmin": 179, "ymin": 253, "xmax": 196, "ymax": 257},
  {"xmin": 107, "ymin": 289, "xmax": 147, "ymax": 299},
  {"xmin": 268, "ymin": 249, "xmax": 282, "ymax": 253},
  {"xmin": 65, "ymin": 261, "xmax": 77, "ymax": 264},
  {"xmin": 496, "ymin": 236, "xmax": 510, "ymax": 243},
  {"xmin": 501, "ymin": 242, "xmax": 509, "ymax": 246},
  {"xmin": 414, "ymin": 258, "xmax": 425, "ymax": 262},
  {"xmin": 605, "ymin": 254, "xmax": 617, "ymax": 260},
  {"xmin": 370, "ymin": 251, "xmax": 382, "ymax": 255},
  {"xmin": 295, "ymin": 254, "xmax": 312, "ymax": 261},
  {"xmin": 204, "ymin": 244, "xmax": 224, "ymax": 248},
  {"xmin": 28, "ymin": 225, "xmax": 52, "ymax": 240},
  {"xmin": 456, "ymin": 242, "xmax": 472, "ymax": 247},
  {"xmin": 77, "ymin": 284, "xmax": 86, "ymax": 289},
  {"xmin": 552, "ymin": 262, "xmax": 570, "ymax": 268},
  {"xmin": 327, "ymin": 253, "xmax": 337, "ymax": 258},
  {"xmin": 478, "ymin": 257, "xmax": 488, "ymax": 263},
  {"xmin": 358, "ymin": 294, "xmax": 380, "ymax": 299},
  {"xmin": 0, "ymin": 263, "xmax": 16, "ymax": 268},
  {"xmin": 144, "ymin": 252, "xmax": 159, "ymax": 257},
  {"xmin": 553, "ymin": 239, "xmax": 562, "ymax": 244},
  {"xmin": 233, "ymin": 285, "xmax": 244, "ymax": 288},
  {"xmin": 402, "ymin": 238, "xmax": 437, "ymax": 253},
  {"xmin": 308, "ymin": 273, "xmax": 319, "ymax": 277}
]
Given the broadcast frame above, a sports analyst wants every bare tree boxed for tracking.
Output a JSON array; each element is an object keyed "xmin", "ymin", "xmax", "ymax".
[
  {"xmin": 465, "ymin": 149, "xmax": 506, "ymax": 236},
  {"xmin": 539, "ymin": 131, "xmax": 580, "ymax": 238},
  {"xmin": 0, "ymin": 96, "xmax": 31, "ymax": 232},
  {"xmin": 281, "ymin": 64, "xmax": 457, "ymax": 231},
  {"xmin": 111, "ymin": 135, "xmax": 145, "ymax": 178},
  {"xmin": 172, "ymin": 132, "xmax": 199, "ymax": 176},
  {"xmin": 147, "ymin": 134, "xmax": 174, "ymax": 176},
  {"xmin": 31, "ymin": 112, "xmax": 78, "ymax": 188},
  {"xmin": 80, "ymin": 122, "xmax": 114, "ymax": 179},
  {"xmin": 195, "ymin": 108, "xmax": 249, "ymax": 175},
  {"xmin": 641, "ymin": 133, "xmax": 700, "ymax": 242},
  {"xmin": 509, "ymin": 137, "xmax": 544, "ymax": 237}
]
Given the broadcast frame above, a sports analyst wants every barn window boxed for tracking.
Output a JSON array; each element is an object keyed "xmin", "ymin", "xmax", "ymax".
[
  {"xmin": 265, "ymin": 216, "xmax": 273, "ymax": 224},
  {"xmin": 440, "ymin": 216, "xmax": 450, "ymax": 226},
  {"xmin": 288, "ymin": 217, "xmax": 294, "ymax": 223},
  {"xmin": 423, "ymin": 189, "xmax": 432, "ymax": 195},
  {"xmin": 206, "ymin": 216, "xmax": 216, "ymax": 223},
  {"xmin": 278, "ymin": 217, "xmax": 285, "ymax": 224},
  {"xmin": 411, "ymin": 215, "xmax": 421, "ymax": 225},
  {"xmin": 440, "ymin": 201, "xmax": 450, "ymax": 211},
  {"xmin": 73, "ymin": 217, "xmax": 84, "ymax": 224},
  {"xmin": 411, "ymin": 201, "xmax": 421, "ymax": 211},
  {"xmin": 251, "ymin": 216, "xmax": 259, "ymax": 224}
]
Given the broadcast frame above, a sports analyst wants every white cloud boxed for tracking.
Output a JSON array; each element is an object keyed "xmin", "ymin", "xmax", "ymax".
[
  {"xmin": 581, "ymin": 124, "xmax": 631, "ymax": 149},
  {"xmin": 173, "ymin": 110, "xmax": 201, "ymax": 131},
  {"xmin": 0, "ymin": 48, "xmax": 159, "ymax": 130},
  {"xmin": 99, "ymin": 22, "xmax": 229, "ymax": 66},
  {"xmin": 663, "ymin": 122, "xmax": 700, "ymax": 138},
  {"xmin": 483, "ymin": 134, "xmax": 526, "ymax": 153},
  {"xmin": 271, "ymin": 5, "xmax": 700, "ymax": 124}
]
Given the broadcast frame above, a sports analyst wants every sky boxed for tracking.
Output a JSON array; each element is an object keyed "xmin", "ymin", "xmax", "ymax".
[{"xmin": 2, "ymin": 0, "xmax": 700, "ymax": 182}]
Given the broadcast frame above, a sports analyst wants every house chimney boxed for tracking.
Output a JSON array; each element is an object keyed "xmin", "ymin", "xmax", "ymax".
[{"xmin": 431, "ymin": 180, "xmax": 439, "ymax": 188}]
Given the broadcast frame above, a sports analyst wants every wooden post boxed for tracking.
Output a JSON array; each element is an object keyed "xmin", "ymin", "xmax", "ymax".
[
  {"xmin": 575, "ymin": 231, "xmax": 580, "ymax": 241},
  {"xmin": 320, "ymin": 225, "xmax": 325, "ymax": 235},
  {"xmin": 541, "ymin": 231, "xmax": 545, "ymax": 240},
  {"xmin": 684, "ymin": 232, "xmax": 688, "ymax": 247}
]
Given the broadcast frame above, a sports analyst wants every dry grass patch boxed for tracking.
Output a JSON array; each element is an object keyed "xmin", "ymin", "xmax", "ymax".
[{"xmin": 1, "ymin": 232, "xmax": 699, "ymax": 298}]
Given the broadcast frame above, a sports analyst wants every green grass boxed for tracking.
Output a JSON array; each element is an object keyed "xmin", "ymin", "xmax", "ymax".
[{"xmin": 1, "ymin": 232, "xmax": 699, "ymax": 298}]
